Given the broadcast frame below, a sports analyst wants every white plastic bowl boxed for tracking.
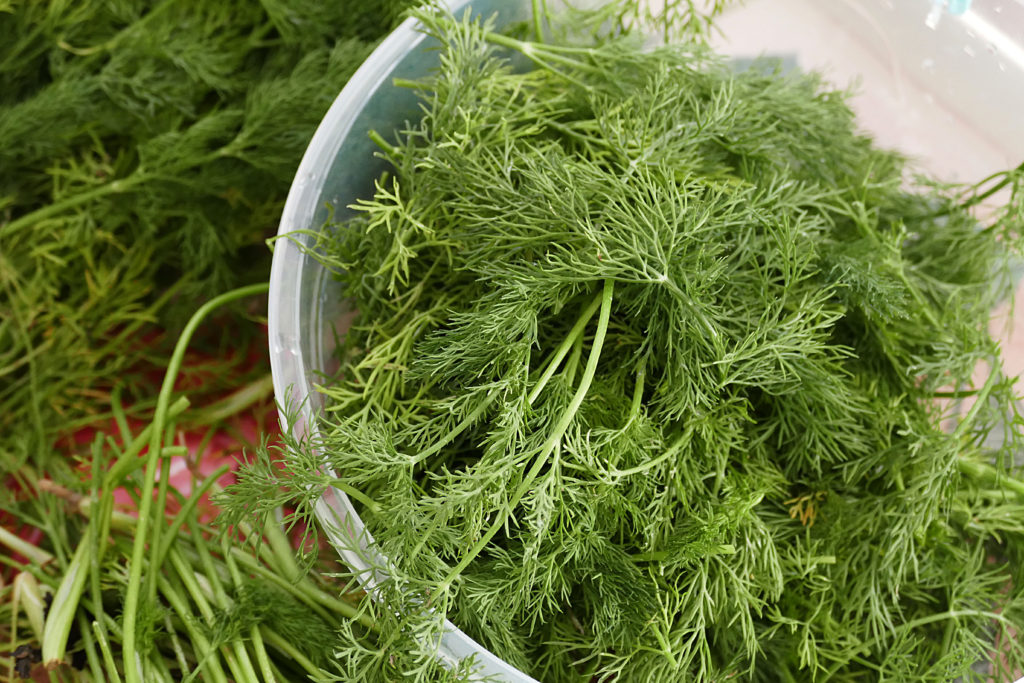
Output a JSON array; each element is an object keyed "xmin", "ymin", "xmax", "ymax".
[{"xmin": 268, "ymin": 1, "xmax": 1024, "ymax": 680}]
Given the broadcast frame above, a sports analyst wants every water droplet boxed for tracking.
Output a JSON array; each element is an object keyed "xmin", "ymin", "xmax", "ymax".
[
  {"xmin": 963, "ymin": 44, "xmax": 976, "ymax": 57},
  {"xmin": 924, "ymin": 93, "xmax": 936, "ymax": 105},
  {"xmin": 999, "ymin": 61, "xmax": 1008, "ymax": 72},
  {"xmin": 922, "ymin": 57, "xmax": 936, "ymax": 71},
  {"xmin": 995, "ymin": 4, "xmax": 1003, "ymax": 12},
  {"xmin": 966, "ymin": 29, "xmax": 976, "ymax": 39},
  {"xmin": 988, "ymin": 43, "xmax": 997, "ymax": 55}
]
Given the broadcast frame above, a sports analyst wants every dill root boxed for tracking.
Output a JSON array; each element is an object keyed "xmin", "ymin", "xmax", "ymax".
[{"xmin": 225, "ymin": 4, "xmax": 1024, "ymax": 682}]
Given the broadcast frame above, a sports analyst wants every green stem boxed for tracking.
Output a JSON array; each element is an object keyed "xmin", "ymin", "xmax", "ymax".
[
  {"xmin": 408, "ymin": 390, "xmax": 497, "ymax": 465},
  {"xmin": 929, "ymin": 160, "xmax": 1024, "ymax": 218},
  {"xmin": 438, "ymin": 279, "xmax": 614, "ymax": 592},
  {"xmin": 527, "ymin": 289, "xmax": 604, "ymax": 404},
  {"xmin": 327, "ymin": 479, "xmax": 383, "ymax": 514},
  {"xmin": 87, "ymin": 435, "xmax": 117, "ymax": 683},
  {"xmin": 2, "ymin": 176, "xmax": 139, "ymax": 238},
  {"xmin": 77, "ymin": 614, "xmax": 106, "ymax": 683},
  {"xmin": 190, "ymin": 374, "xmax": 274, "ymax": 426},
  {"xmin": 122, "ymin": 282, "xmax": 268, "ymax": 683},
  {"xmin": 161, "ymin": 612, "xmax": 191, "ymax": 680},
  {"xmin": 531, "ymin": 0, "xmax": 545, "ymax": 41},
  {"xmin": 951, "ymin": 365, "xmax": 1000, "ymax": 440},
  {"xmin": 478, "ymin": 30, "xmax": 595, "ymax": 89},
  {"xmin": 368, "ymin": 129, "xmax": 399, "ymax": 156},
  {"xmin": 111, "ymin": 385, "xmax": 132, "ymax": 444},
  {"xmin": 957, "ymin": 458, "xmax": 1024, "ymax": 499},
  {"xmin": 223, "ymin": 536, "xmax": 277, "ymax": 682},
  {"xmin": 563, "ymin": 332, "xmax": 584, "ymax": 387},
  {"xmin": 225, "ymin": 547, "xmax": 374, "ymax": 630},
  {"xmin": 153, "ymin": 465, "xmax": 232, "ymax": 571},
  {"xmin": 608, "ymin": 428, "xmax": 691, "ymax": 479},
  {"xmin": 650, "ymin": 623, "xmax": 679, "ymax": 669},
  {"xmin": 41, "ymin": 540, "xmax": 91, "ymax": 668},
  {"xmin": 260, "ymin": 515, "xmax": 302, "ymax": 585},
  {"xmin": 104, "ymin": 396, "xmax": 190, "ymax": 487},
  {"xmin": 148, "ymin": 442, "xmax": 174, "ymax": 604},
  {"xmin": 168, "ymin": 546, "xmax": 251, "ymax": 683},
  {"xmin": 250, "ymin": 627, "xmax": 276, "ymax": 683},
  {"xmin": 92, "ymin": 621, "xmax": 124, "ymax": 683},
  {"xmin": 260, "ymin": 628, "xmax": 322, "ymax": 678},
  {"xmin": 823, "ymin": 608, "xmax": 1012, "ymax": 678},
  {"xmin": 157, "ymin": 571, "xmax": 230, "ymax": 683},
  {"xmin": 627, "ymin": 358, "xmax": 646, "ymax": 423},
  {"xmin": 188, "ymin": 518, "xmax": 262, "ymax": 683},
  {"xmin": 0, "ymin": 525, "xmax": 53, "ymax": 566}
]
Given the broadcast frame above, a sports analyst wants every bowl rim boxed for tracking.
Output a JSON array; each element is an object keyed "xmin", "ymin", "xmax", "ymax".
[{"xmin": 268, "ymin": 3, "xmax": 537, "ymax": 681}]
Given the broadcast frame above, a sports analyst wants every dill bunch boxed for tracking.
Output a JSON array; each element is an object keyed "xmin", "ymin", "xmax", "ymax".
[
  {"xmin": 225, "ymin": 5, "xmax": 1024, "ymax": 682},
  {"xmin": 0, "ymin": 0, "xmax": 416, "ymax": 472}
]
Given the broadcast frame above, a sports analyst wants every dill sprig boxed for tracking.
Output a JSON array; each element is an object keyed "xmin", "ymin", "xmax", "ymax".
[{"xmin": 224, "ymin": 4, "xmax": 1024, "ymax": 682}]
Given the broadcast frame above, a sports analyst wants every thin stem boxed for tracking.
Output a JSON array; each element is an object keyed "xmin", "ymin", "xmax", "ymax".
[
  {"xmin": 104, "ymin": 396, "xmax": 190, "ymax": 487},
  {"xmin": 161, "ymin": 612, "xmax": 191, "ymax": 680},
  {"xmin": 225, "ymin": 547, "xmax": 375, "ymax": 631},
  {"xmin": 408, "ymin": 389, "xmax": 497, "ymax": 465},
  {"xmin": 122, "ymin": 282, "xmax": 268, "ymax": 683},
  {"xmin": 958, "ymin": 458, "xmax": 1024, "ymax": 499},
  {"xmin": 250, "ymin": 627, "xmax": 276, "ymax": 683},
  {"xmin": 0, "ymin": 525, "xmax": 53, "ymax": 566},
  {"xmin": 92, "ymin": 621, "xmax": 124, "ymax": 683},
  {"xmin": 148, "ymin": 442, "xmax": 174, "ymax": 604},
  {"xmin": 157, "ymin": 571, "xmax": 230, "ymax": 683},
  {"xmin": 606, "ymin": 428, "xmax": 691, "ymax": 479},
  {"xmin": 260, "ymin": 628, "xmax": 322, "ymax": 678},
  {"xmin": 930, "ymin": 160, "xmax": 1024, "ymax": 218},
  {"xmin": 823, "ymin": 609, "xmax": 1012, "ymax": 679},
  {"xmin": 528, "ymin": 289, "xmax": 604, "ymax": 404},
  {"xmin": 190, "ymin": 374, "xmax": 274, "ymax": 426},
  {"xmin": 2, "ymin": 176, "xmax": 138, "ymax": 238},
  {"xmin": 438, "ymin": 279, "xmax": 614, "ymax": 592},
  {"xmin": 77, "ymin": 614, "xmax": 106, "ymax": 683},
  {"xmin": 531, "ymin": 0, "xmax": 545, "ymax": 41},
  {"xmin": 952, "ymin": 364, "xmax": 999, "ymax": 440},
  {"xmin": 153, "ymin": 464, "xmax": 232, "ymax": 571},
  {"xmin": 223, "ymin": 536, "xmax": 277, "ymax": 683},
  {"xmin": 111, "ymin": 385, "xmax": 132, "ymax": 444},
  {"xmin": 481, "ymin": 31, "xmax": 595, "ymax": 89},
  {"xmin": 187, "ymin": 518, "xmax": 262, "ymax": 683}
]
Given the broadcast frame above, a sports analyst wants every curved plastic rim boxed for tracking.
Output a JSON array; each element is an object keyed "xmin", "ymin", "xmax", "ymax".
[{"xmin": 267, "ymin": 6, "xmax": 537, "ymax": 682}]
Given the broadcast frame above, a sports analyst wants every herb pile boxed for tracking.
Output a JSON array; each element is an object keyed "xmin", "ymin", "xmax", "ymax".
[
  {"xmin": 2, "ymin": 285, "xmax": 375, "ymax": 683},
  {"xmin": 1, "ymin": 0, "xmax": 416, "ymax": 680},
  {"xmin": 0, "ymin": 0, "xmax": 412, "ymax": 470},
  {"xmin": 229, "ymin": 5, "xmax": 1024, "ymax": 682}
]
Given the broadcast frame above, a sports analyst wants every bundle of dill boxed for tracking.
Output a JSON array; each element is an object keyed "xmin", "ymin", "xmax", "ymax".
[
  {"xmin": 227, "ymin": 6, "xmax": 1024, "ymax": 683},
  {"xmin": 0, "ymin": 3, "xmax": 415, "ymax": 680},
  {"xmin": 0, "ymin": 0, "xmax": 414, "ymax": 471},
  {"xmin": 0, "ymin": 352, "xmax": 364, "ymax": 682},
  {"xmin": 2, "ymin": 284, "xmax": 386, "ymax": 683}
]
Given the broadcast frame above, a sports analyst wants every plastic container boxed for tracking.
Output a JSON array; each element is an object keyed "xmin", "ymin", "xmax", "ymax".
[{"xmin": 268, "ymin": 1, "xmax": 1024, "ymax": 680}]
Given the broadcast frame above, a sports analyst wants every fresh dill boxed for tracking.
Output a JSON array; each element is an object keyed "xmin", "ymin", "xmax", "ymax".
[
  {"xmin": 1, "ymin": 2, "xmax": 418, "ymax": 680},
  {"xmin": 0, "ymin": 0, "xmax": 416, "ymax": 473},
  {"xmin": 225, "ymin": 4, "xmax": 1024, "ymax": 682}
]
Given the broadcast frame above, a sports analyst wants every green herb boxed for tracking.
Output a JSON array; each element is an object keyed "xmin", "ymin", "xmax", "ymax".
[
  {"xmin": 0, "ymin": 285, "xmax": 374, "ymax": 683},
  {"xmin": 1, "ymin": 1, "xmax": 420, "ymax": 678},
  {"xmin": 224, "ymin": 5, "xmax": 1024, "ymax": 683},
  {"xmin": 0, "ymin": 0, "xmax": 415, "ymax": 475}
]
